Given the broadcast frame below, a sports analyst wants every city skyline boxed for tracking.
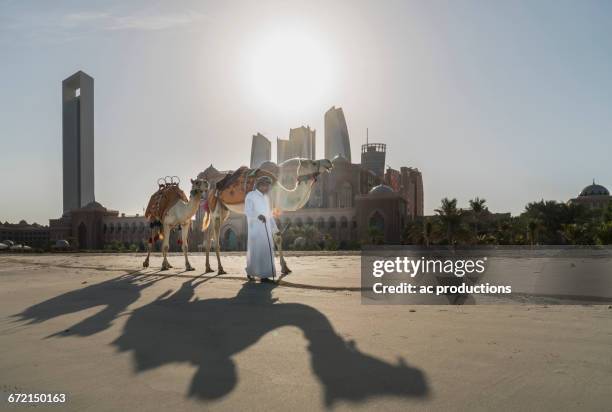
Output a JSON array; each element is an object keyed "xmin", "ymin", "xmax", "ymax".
[{"xmin": 1, "ymin": 0, "xmax": 612, "ymax": 223}]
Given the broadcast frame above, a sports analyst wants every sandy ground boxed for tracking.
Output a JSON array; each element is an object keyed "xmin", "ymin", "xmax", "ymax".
[{"xmin": 1, "ymin": 252, "xmax": 611, "ymax": 411}]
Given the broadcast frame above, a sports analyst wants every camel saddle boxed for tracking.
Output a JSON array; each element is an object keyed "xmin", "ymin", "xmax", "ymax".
[
  {"xmin": 207, "ymin": 165, "xmax": 278, "ymax": 212},
  {"xmin": 145, "ymin": 184, "xmax": 188, "ymax": 221}
]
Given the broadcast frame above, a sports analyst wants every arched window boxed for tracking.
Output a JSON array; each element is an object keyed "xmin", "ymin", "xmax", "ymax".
[
  {"xmin": 328, "ymin": 216, "xmax": 336, "ymax": 229},
  {"xmin": 223, "ymin": 228, "xmax": 238, "ymax": 251},
  {"xmin": 103, "ymin": 224, "xmax": 107, "ymax": 234},
  {"xmin": 337, "ymin": 182, "xmax": 353, "ymax": 208},
  {"xmin": 316, "ymin": 217, "xmax": 325, "ymax": 229},
  {"xmin": 340, "ymin": 216, "xmax": 348, "ymax": 229}
]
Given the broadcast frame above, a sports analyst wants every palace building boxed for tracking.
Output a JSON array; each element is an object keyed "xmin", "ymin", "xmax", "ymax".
[
  {"xmin": 48, "ymin": 72, "xmax": 424, "ymax": 251},
  {"xmin": 569, "ymin": 181, "xmax": 612, "ymax": 210},
  {"xmin": 194, "ymin": 107, "xmax": 424, "ymax": 250}
]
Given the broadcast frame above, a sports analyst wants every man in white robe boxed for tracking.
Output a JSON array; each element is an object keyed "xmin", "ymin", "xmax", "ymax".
[{"xmin": 245, "ymin": 176, "xmax": 278, "ymax": 282}]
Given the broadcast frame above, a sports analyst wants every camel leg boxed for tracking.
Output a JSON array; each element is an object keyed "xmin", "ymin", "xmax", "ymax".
[
  {"xmin": 214, "ymin": 215, "xmax": 226, "ymax": 275},
  {"xmin": 204, "ymin": 216, "xmax": 214, "ymax": 273},
  {"xmin": 143, "ymin": 227, "xmax": 153, "ymax": 268},
  {"xmin": 161, "ymin": 223, "xmax": 171, "ymax": 271},
  {"xmin": 182, "ymin": 221, "xmax": 194, "ymax": 271},
  {"xmin": 274, "ymin": 232, "xmax": 291, "ymax": 274}
]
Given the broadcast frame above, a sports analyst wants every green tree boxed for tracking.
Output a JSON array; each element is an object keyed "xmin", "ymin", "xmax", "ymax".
[
  {"xmin": 435, "ymin": 198, "xmax": 462, "ymax": 245},
  {"xmin": 367, "ymin": 226, "xmax": 384, "ymax": 245}
]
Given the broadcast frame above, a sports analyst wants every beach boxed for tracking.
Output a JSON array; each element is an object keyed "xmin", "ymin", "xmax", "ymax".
[{"xmin": 1, "ymin": 253, "xmax": 611, "ymax": 411}]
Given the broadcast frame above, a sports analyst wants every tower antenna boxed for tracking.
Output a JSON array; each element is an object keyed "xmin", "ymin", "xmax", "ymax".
[{"xmin": 366, "ymin": 128, "xmax": 369, "ymax": 145}]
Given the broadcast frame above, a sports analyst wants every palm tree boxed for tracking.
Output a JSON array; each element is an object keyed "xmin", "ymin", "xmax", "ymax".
[
  {"xmin": 527, "ymin": 219, "xmax": 541, "ymax": 246},
  {"xmin": 468, "ymin": 197, "xmax": 488, "ymax": 238},
  {"xmin": 424, "ymin": 219, "xmax": 433, "ymax": 247},
  {"xmin": 435, "ymin": 198, "xmax": 462, "ymax": 245},
  {"xmin": 560, "ymin": 223, "xmax": 581, "ymax": 245},
  {"xmin": 469, "ymin": 197, "xmax": 487, "ymax": 214}
]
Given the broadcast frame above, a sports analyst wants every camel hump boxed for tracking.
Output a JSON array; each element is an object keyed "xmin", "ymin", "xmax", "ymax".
[
  {"xmin": 214, "ymin": 166, "xmax": 278, "ymax": 206},
  {"xmin": 145, "ymin": 185, "xmax": 188, "ymax": 221}
]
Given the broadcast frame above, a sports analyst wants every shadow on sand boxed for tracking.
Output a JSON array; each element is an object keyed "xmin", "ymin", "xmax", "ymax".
[
  {"xmin": 14, "ymin": 271, "xmax": 164, "ymax": 337},
  {"xmin": 16, "ymin": 274, "xmax": 429, "ymax": 406}
]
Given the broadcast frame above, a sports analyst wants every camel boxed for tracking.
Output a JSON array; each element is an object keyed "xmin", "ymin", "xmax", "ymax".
[
  {"xmin": 143, "ymin": 178, "xmax": 209, "ymax": 271},
  {"xmin": 202, "ymin": 158, "xmax": 332, "ymax": 275}
]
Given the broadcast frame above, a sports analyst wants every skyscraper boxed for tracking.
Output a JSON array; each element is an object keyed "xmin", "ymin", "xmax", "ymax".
[
  {"xmin": 250, "ymin": 133, "xmax": 271, "ymax": 168},
  {"xmin": 400, "ymin": 167, "xmax": 424, "ymax": 217},
  {"xmin": 324, "ymin": 106, "xmax": 351, "ymax": 161},
  {"xmin": 62, "ymin": 71, "xmax": 94, "ymax": 213},
  {"xmin": 277, "ymin": 126, "xmax": 316, "ymax": 163}
]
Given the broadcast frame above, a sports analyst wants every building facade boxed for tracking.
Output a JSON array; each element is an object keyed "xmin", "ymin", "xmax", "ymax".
[
  {"xmin": 569, "ymin": 181, "xmax": 612, "ymax": 210},
  {"xmin": 324, "ymin": 106, "xmax": 351, "ymax": 162},
  {"xmin": 0, "ymin": 221, "xmax": 50, "ymax": 248},
  {"xmin": 250, "ymin": 133, "xmax": 271, "ymax": 168},
  {"xmin": 62, "ymin": 71, "xmax": 95, "ymax": 213},
  {"xmin": 361, "ymin": 143, "xmax": 386, "ymax": 177},
  {"xmin": 194, "ymin": 153, "xmax": 424, "ymax": 249},
  {"xmin": 384, "ymin": 166, "xmax": 424, "ymax": 218},
  {"xmin": 277, "ymin": 126, "xmax": 316, "ymax": 162}
]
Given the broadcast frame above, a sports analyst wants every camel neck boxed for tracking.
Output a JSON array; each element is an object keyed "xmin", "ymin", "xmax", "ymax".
[
  {"xmin": 274, "ymin": 178, "xmax": 314, "ymax": 211},
  {"xmin": 187, "ymin": 193, "xmax": 202, "ymax": 215}
]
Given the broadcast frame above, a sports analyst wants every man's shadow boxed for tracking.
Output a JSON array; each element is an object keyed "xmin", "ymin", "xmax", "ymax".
[{"xmin": 113, "ymin": 278, "xmax": 429, "ymax": 406}]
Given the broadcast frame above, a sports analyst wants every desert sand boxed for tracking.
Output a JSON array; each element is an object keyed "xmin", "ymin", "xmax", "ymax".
[{"xmin": 1, "ymin": 252, "xmax": 611, "ymax": 411}]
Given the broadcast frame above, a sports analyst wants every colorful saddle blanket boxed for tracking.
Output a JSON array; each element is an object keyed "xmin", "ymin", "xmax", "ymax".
[
  {"xmin": 145, "ymin": 184, "xmax": 188, "ymax": 221},
  {"xmin": 207, "ymin": 165, "xmax": 278, "ymax": 212}
]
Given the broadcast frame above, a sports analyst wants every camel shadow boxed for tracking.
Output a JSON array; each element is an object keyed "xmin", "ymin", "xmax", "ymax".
[
  {"xmin": 13, "ymin": 271, "xmax": 163, "ymax": 337},
  {"xmin": 113, "ymin": 279, "xmax": 429, "ymax": 406}
]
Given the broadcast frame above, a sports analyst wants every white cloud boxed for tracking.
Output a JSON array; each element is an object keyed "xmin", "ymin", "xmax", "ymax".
[
  {"xmin": 104, "ymin": 11, "xmax": 206, "ymax": 31},
  {"xmin": 61, "ymin": 10, "xmax": 206, "ymax": 32},
  {"xmin": 2, "ymin": 8, "xmax": 206, "ymax": 38},
  {"xmin": 62, "ymin": 12, "xmax": 112, "ymax": 24}
]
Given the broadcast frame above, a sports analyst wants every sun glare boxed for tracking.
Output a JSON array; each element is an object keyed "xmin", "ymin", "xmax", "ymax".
[{"xmin": 244, "ymin": 29, "xmax": 333, "ymax": 114}]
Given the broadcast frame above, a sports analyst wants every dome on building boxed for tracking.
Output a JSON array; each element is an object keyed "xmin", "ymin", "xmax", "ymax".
[
  {"xmin": 579, "ymin": 181, "xmax": 610, "ymax": 197},
  {"xmin": 259, "ymin": 161, "xmax": 279, "ymax": 174},
  {"xmin": 198, "ymin": 164, "xmax": 220, "ymax": 180},
  {"xmin": 260, "ymin": 160, "xmax": 277, "ymax": 169},
  {"xmin": 83, "ymin": 200, "xmax": 106, "ymax": 209},
  {"xmin": 369, "ymin": 184, "xmax": 394, "ymax": 195}
]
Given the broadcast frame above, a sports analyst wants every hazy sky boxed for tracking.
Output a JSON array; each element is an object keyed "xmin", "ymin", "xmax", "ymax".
[{"xmin": 1, "ymin": 0, "xmax": 611, "ymax": 224}]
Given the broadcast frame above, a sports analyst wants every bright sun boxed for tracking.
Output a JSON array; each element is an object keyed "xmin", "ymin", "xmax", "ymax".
[{"xmin": 244, "ymin": 29, "xmax": 333, "ymax": 113}]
